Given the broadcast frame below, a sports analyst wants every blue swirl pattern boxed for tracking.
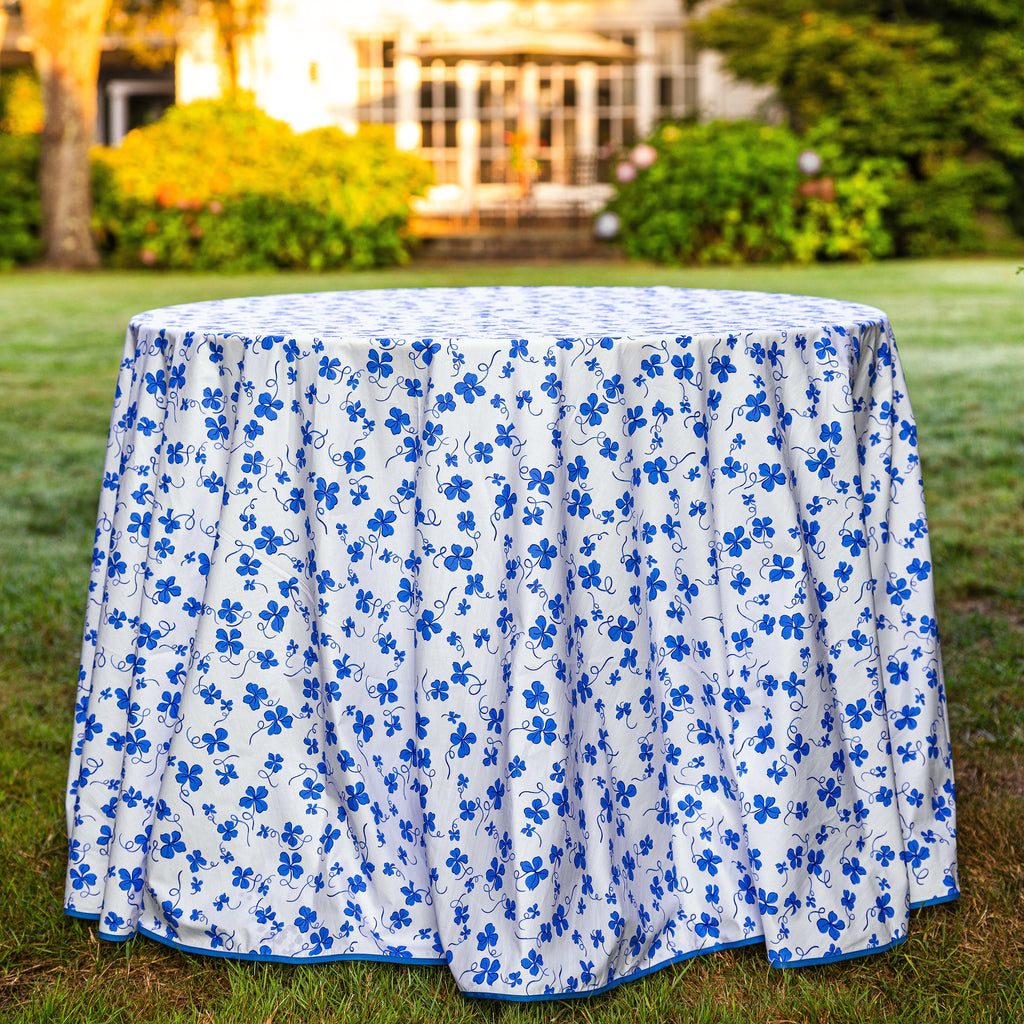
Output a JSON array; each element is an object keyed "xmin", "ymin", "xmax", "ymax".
[{"xmin": 65, "ymin": 287, "xmax": 957, "ymax": 998}]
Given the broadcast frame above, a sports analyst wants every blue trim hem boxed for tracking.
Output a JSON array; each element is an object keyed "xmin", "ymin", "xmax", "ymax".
[
  {"xmin": 65, "ymin": 910, "xmax": 445, "ymax": 967},
  {"xmin": 770, "ymin": 933, "xmax": 906, "ymax": 968},
  {"xmin": 462, "ymin": 937, "xmax": 765, "ymax": 1001},
  {"xmin": 764, "ymin": 891, "xmax": 960, "ymax": 970},
  {"xmin": 64, "ymin": 891, "xmax": 961, "ymax": 999},
  {"xmin": 912, "ymin": 890, "xmax": 960, "ymax": 910}
]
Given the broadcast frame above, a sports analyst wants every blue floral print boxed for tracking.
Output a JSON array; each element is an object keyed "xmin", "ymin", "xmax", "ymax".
[{"xmin": 65, "ymin": 288, "xmax": 957, "ymax": 999}]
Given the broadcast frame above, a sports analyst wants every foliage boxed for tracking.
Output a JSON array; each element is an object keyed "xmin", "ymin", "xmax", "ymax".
[
  {"xmin": 608, "ymin": 121, "xmax": 896, "ymax": 265},
  {"xmin": 0, "ymin": 134, "xmax": 43, "ymax": 269},
  {"xmin": 108, "ymin": 0, "xmax": 267, "ymax": 89},
  {"xmin": 686, "ymin": 0, "xmax": 1024, "ymax": 254},
  {"xmin": 91, "ymin": 99, "xmax": 434, "ymax": 270},
  {"xmin": 0, "ymin": 69, "xmax": 45, "ymax": 135}
]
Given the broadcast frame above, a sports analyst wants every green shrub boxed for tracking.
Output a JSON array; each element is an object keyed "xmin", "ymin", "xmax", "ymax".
[
  {"xmin": 789, "ymin": 130, "xmax": 901, "ymax": 262},
  {"xmin": 688, "ymin": 1, "xmax": 1024, "ymax": 252},
  {"xmin": 92, "ymin": 98, "xmax": 433, "ymax": 270},
  {"xmin": 607, "ymin": 121, "xmax": 897, "ymax": 265},
  {"xmin": 608, "ymin": 122, "xmax": 801, "ymax": 265},
  {"xmin": 0, "ymin": 133, "xmax": 42, "ymax": 269},
  {"xmin": 0, "ymin": 69, "xmax": 44, "ymax": 136},
  {"xmin": 886, "ymin": 156, "xmax": 1013, "ymax": 257},
  {"xmin": 790, "ymin": 160, "xmax": 898, "ymax": 262}
]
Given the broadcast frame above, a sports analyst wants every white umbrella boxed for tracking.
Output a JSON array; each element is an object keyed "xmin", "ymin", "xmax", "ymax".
[{"xmin": 415, "ymin": 29, "xmax": 635, "ymax": 195}]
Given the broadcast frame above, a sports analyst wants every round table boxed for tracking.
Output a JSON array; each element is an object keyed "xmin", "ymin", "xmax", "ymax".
[{"xmin": 65, "ymin": 287, "xmax": 958, "ymax": 999}]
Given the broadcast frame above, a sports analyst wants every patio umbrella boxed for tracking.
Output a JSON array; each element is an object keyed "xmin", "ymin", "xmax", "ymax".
[
  {"xmin": 415, "ymin": 28, "xmax": 634, "ymax": 64},
  {"xmin": 415, "ymin": 29, "xmax": 635, "ymax": 192}
]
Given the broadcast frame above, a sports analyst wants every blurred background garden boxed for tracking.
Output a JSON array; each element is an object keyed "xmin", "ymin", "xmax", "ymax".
[
  {"xmin": 1, "ymin": 1, "xmax": 1023, "ymax": 1022},
  {"xmin": 1, "ymin": 0, "xmax": 1024, "ymax": 270}
]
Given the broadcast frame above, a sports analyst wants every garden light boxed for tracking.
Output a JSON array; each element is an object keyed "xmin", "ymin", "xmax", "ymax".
[
  {"xmin": 630, "ymin": 143, "xmax": 658, "ymax": 169},
  {"xmin": 798, "ymin": 149, "xmax": 823, "ymax": 175},
  {"xmin": 615, "ymin": 161, "xmax": 637, "ymax": 183},
  {"xmin": 593, "ymin": 211, "xmax": 621, "ymax": 239}
]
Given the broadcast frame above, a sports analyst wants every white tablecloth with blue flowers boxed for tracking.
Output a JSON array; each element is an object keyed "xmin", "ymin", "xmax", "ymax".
[{"xmin": 65, "ymin": 287, "xmax": 958, "ymax": 999}]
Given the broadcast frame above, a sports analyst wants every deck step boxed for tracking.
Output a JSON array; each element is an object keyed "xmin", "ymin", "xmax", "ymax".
[{"xmin": 413, "ymin": 228, "xmax": 621, "ymax": 261}]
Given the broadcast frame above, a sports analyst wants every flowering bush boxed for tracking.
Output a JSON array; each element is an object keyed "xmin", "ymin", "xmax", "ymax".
[
  {"xmin": 92, "ymin": 99, "xmax": 434, "ymax": 270},
  {"xmin": 606, "ymin": 121, "xmax": 897, "ymax": 264}
]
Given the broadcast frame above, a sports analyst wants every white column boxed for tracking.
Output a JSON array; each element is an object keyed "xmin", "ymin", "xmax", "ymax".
[
  {"xmin": 104, "ymin": 81, "xmax": 175, "ymax": 146},
  {"xmin": 520, "ymin": 60, "xmax": 539, "ymax": 161},
  {"xmin": 636, "ymin": 26, "xmax": 657, "ymax": 138},
  {"xmin": 576, "ymin": 61, "xmax": 597, "ymax": 162},
  {"xmin": 456, "ymin": 60, "xmax": 480, "ymax": 213},
  {"xmin": 107, "ymin": 82, "xmax": 129, "ymax": 147},
  {"xmin": 395, "ymin": 27, "xmax": 421, "ymax": 152}
]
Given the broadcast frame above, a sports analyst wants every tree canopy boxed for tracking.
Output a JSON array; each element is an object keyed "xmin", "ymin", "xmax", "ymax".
[
  {"xmin": 110, "ymin": 0, "xmax": 267, "ymax": 91},
  {"xmin": 14, "ymin": 0, "xmax": 266, "ymax": 267},
  {"xmin": 686, "ymin": 0, "xmax": 1024, "ymax": 251}
]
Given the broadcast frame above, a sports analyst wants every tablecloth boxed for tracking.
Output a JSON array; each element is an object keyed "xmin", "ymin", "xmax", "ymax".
[{"xmin": 65, "ymin": 287, "xmax": 958, "ymax": 999}]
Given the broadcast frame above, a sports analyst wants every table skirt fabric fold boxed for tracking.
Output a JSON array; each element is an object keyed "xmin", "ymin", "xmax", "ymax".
[{"xmin": 65, "ymin": 288, "xmax": 957, "ymax": 999}]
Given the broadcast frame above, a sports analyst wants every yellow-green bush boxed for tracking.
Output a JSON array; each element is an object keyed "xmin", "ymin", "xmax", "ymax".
[
  {"xmin": 0, "ymin": 133, "xmax": 42, "ymax": 269},
  {"xmin": 93, "ymin": 99, "xmax": 433, "ymax": 270}
]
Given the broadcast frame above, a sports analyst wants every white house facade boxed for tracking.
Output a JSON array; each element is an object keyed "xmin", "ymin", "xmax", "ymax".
[{"xmin": 176, "ymin": 0, "xmax": 771, "ymax": 220}]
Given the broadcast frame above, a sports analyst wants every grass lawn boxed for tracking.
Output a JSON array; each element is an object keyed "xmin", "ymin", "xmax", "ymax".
[{"xmin": 1, "ymin": 258, "xmax": 1021, "ymax": 1023}]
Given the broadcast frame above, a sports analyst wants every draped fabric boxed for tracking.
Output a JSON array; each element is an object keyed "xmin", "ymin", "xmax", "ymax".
[{"xmin": 65, "ymin": 288, "xmax": 957, "ymax": 999}]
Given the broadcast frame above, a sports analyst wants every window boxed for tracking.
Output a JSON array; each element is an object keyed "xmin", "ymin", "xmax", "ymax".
[
  {"xmin": 355, "ymin": 36, "xmax": 397, "ymax": 123},
  {"xmin": 536, "ymin": 65, "xmax": 577, "ymax": 184},
  {"xmin": 418, "ymin": 59, "xmax": 460, "ymax": 185},
  {"xmin": 595, "ymin": 56, "xmax": 637, "ymax": 179},
  {"xmin": 654, "ymin": 28, "xmax": 697, "ymax": 121},
  {"xmin": 476, "ymin": 64, "xmax": 518, "ymax": 184}
]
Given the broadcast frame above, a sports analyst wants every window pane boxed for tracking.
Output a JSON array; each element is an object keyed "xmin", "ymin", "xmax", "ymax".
[{"xmin": 659, "ymin": 75, "xmax": 674, "ymax": 109}]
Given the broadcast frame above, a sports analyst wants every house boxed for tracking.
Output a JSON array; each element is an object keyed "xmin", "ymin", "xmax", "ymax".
[
  {"xmin": 179, "ymin": 0, "xmax": 770, "ymax": 222},
  {"xmin": 1, "ymin": 0, "xmax": 770, "ymax": 222},
  {"xmin": 0, "ymin": 2, "xmax": 176, "ymax": 144}
]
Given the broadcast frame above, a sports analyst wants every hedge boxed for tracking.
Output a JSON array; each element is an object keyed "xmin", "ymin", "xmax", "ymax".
[
  {"xmin": 0, "ymin": 98, "xmax": 433, "ymax": 271},
  {"xmin": 606, "ymin": 121, "xmax": 898, "ymax": 265},
  {"xmin": 92, "ymin": 100, "xmax": 434, "ymax": 270},
  {"xmin": 0, "ymin": 133, "xmax": 42, "ymax": 269}
]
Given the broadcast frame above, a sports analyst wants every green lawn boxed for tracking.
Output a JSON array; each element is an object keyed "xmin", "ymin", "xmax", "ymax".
[{"xmin": 1, "ymin": 258, "xmax": 1022, "ymax": 1023}]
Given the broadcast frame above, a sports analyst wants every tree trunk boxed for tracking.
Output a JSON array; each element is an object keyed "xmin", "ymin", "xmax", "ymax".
[
  {"xmin": 0, "ymin": 11, "xmax": 7, "ymax": 91},
  {"xmin": 20, "ymin": 0, "xmax": 113, "ymax": 269}
]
